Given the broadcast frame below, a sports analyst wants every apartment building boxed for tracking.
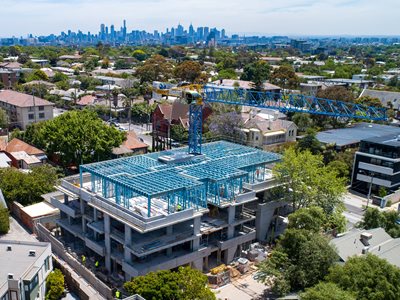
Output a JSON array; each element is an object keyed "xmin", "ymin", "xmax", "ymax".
[
  {"xmin": 48, "ymin": 141, "xmax": 283, "ymax": 281},
  {"xmin": 0, "ymin": 240, "xmax": 53, "ymax": 300},
  {"xmin": 351, "ymin": 134, "xmax": 400, "ymax": 195},
  {"xmin": 0, "ymin": 90, "xmax": 54, "ymax": 129}
]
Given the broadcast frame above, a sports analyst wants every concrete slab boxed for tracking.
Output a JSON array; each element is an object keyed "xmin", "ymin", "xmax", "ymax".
[
  {"xmin": 0, "ymin": 216, "xmax": 37, "ymax": 242},
  {"xmin": 214, "ymin": 274, "xmax": 267, "ymax": 300}
]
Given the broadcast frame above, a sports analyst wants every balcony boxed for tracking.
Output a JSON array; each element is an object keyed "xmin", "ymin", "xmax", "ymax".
[
  {"xmin": 356, "ymin": 174, "xmax": 392, "ymax": 188},
  {"xmin": 218, "ymin": 226, "xmax": 256, "ymax": 251},
  {"xmin": 358, "ymin": 162, "xmax": 394, "ymax": 176},
  {"xmin": 49, "ymin": 196, "xmax": 81, "ymax": 218},
  {"xmin": 234, "ymin": 190, "xmax": 257, "ymax": 204},
  {"xmin": 110, "ymin": 228, "xmax": 125, "ymax": 244},
  {"xmin": 243, "ymin": 178, "xmax": 280, "ymax": 193},
  {"xmin": 56, "ymin": 219, "xmax": 84, "ymax": 239},
  {"xmin": 85, "ymin": 236, "xmax": 105, "ymax": 256},
  {"xmin": 87, "ymin": 221, "xmax": 105, "ymax": 234},
  {"xmin": 128, "ymin": 230, "xmax": 195, "ymax": 257}
]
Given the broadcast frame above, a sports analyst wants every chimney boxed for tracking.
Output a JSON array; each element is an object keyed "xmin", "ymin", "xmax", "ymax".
[
  {"xmin": 6, "ymin": 245, "xmax": 12, "ymax": 251},
  {"xmin": 7, "ymin": 274, "xmax": 14, "ymax": 280},
  {"xmin": 360, "ymin": 232, "xmax": 373, "ymax": 246}
]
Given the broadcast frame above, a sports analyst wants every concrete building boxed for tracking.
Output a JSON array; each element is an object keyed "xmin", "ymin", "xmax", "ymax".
[
  {"xmin": 0, "ymin": 90, "xmax": 54, "ymax": 129},
  {"xmin": 48, "ymin": 141, "xmax": 284, "ymax": 281},
  {"xmin": 351, "ymin": 134, "xmax": 400, "ymax": 195},
  {"xmin": 0, "ymin": 240, "xmax": 53, "ymax": 300}
]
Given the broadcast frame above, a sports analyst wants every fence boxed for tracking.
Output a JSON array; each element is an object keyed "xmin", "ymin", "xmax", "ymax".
[{"xmin": 36, "ymin": 223, "xmax": 114, "ymax": 300}]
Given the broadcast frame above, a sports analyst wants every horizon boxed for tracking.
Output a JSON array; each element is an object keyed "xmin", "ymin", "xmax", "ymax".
[{"xmin": 0, "ymin": 0, "xmax": 399, "ymax": 37}]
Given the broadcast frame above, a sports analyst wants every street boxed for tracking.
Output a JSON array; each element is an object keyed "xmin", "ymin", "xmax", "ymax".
[{"xmin": 342, "ymin": 192, "xmax": 368, "ymax": 229}]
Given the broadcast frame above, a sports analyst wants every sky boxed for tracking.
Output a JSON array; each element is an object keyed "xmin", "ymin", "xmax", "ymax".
[{"xmin": 0, "ymin": 0, "xmax": 399, "ymax": 37}]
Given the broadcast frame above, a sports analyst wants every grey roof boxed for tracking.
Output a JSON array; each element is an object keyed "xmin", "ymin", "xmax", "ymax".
[
  {"xmin": 0, "ymin": 240, "xmax": 49, "ymax": 286},
  {"xmin": 361, "ymin": 89, "xmax": 400, "ymax": 108},
  {"xmin": 362, "ymin": 134, "xmax": 400, "ymax": 147},
  {"xmin": 316, "ymin": 122, "xmax": 400, "ymax": 147},
  {"xmin": 330, "ymin": 228, "xmax": 400, "ymax": 267}
]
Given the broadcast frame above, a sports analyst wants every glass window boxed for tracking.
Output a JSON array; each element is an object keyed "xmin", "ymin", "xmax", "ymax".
[
  {"xmin": 39, "ymin": 113, "xmax": 45, "ymax": 119},
  {"xmin": 28, "ymin": 114, "xmax": 34, "ymax": 120},
  {"xmin": 44, "ymin": 257, "xmax": 50, "ymax": 271},
  {"xmin": 38, "ymin": 106, "xmax": 44, "ymax": 111}
]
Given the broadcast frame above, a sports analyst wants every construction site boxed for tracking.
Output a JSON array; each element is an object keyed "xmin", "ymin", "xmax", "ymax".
[{"xmin": 46, "ymin": 140, "xmax": 287, "ymax": 286}]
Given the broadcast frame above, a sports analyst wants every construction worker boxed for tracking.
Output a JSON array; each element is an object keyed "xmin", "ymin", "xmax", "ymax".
[
  {"xmin": 115, "ymin": 290, "xmax": 121, "ymax": 299},
  {"xmin": 177, "ymin": 204, "xmax": 182, "ymax": 211},
  {"xmin": 95, "ymin": 260, "xmax": 99, "ymax": 268},
  {"xmin": 81, "ymin": 255, "xmax": 86, "ymax": 265}
]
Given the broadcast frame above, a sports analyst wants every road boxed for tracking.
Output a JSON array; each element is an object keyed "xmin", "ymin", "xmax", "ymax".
[{"xmin": 342, "ymin": 192, "xmax": 368, "ymax": 229}]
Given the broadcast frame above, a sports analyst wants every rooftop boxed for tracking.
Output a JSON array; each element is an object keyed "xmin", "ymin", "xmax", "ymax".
[
  {"xmin": 0, "ymin": 90, "xmax": 54, "ymax": 108},
  {"xmin": 362, "ymin": 134, "xmax": 400, "ymax": 147},
  {"xmin": 316, "ymin": 122, "xmax": 400, "ymax": 147},
  {"xmin": 79, "ymin": 141, "xmax": 280, "ymax": 217},
  {"xmin": 4, "ymin": 138, "xmax": 44, "ymax": 156},
  {"xmin": 0, "ymin": 240, "xmax": 49, "ymax": 287},
  {"xmin": 22, "ymin": 201, "xmax": 59, "ymax": 218}
]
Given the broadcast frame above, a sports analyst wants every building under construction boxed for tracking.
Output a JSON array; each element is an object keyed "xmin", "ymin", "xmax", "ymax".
[{"xmin": 49, "ymin": 141, "xmax": 284, "ymax": 280}]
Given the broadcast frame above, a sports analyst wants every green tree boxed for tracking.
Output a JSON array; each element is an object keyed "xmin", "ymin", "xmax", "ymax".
[
  {"xmin": 240, "ymin": 61, "xmax": 271, "ymax": 89},
  {"xmin": 26, "ymin": 69, "xmax": 49, "ymax": 82},
  {"xmin": 355, "ymin": 95, "xmax": 382, "ymax": 107},
  {"xmin": 52, "ymin": 72, "xmax": 69, "ymax": 83},
  {"xmin": 296, "ymin": 129, "xmax": 323, "ymax": 155},
  {"xmin": 170, "ymin": 124, "xmax": 188, "ymax": 142},
  {"xmin": 136, "ymin": 55, "xmax": 173, "ymax": 83},
  {"xmin": 288, "ymin": 206, "xmax": 326, "ymax": 232},
  {"xmin": 132, "ymin": 49, "xmax": 148, "ymax": 61},
  {"xmin": 0, "ymin": 108, "xmax": 8, "ymax": 128},
  {"xmin": 8, "ymin": 46, "xmax": 21, "ymax": 56},
  {"xmin": 114, "ymin": 59, "xmax": 132, "ymax": 70},
  {"xmin": 257, "ymin": 229, "xmax": 338, "ymax": 295},
  {"xmin": 301, "ymin": 282, "xmax": 355, "ymax": 300},
  {"xmin": 217, "ymin": 68, "xmax": 237, "ymax": 80},
  {"xmin": 291, "ymin": 113, "xmax": 313, "ymax": 133},
  {"xmin": 274, "ymin": 148, "xmax": 346, "ymax": 213},
  {"xmin": 270, "ymin": 65, "xmax": 299, "ymax": 89},
  {"xmin": 0, "ymin": 165, "xmax": 59, "ymax": 205},
  {"xmin": 327, "ymin": 254, "xmax": 400, "ymax": 300},
  {"xmin": 316, "ymin": 86, "xmax": 354, "ymax": 102},
  {"xmin": 24, "ymin": 110, "xmax": 125, "ymax": 167},
  {"xmin": 0, "ymin": 204, "xmax": 10, "ymax": 234},
  {"xmin": 124, "ymin": 266, "xmax": 215, "ymax": 300},
  {"xmin": 174, "ymin": 61, "xmax": 202, "ymax": 83},
  {"xmin": 46, "ymin": 269, "xmax": 65, "ymax": 300},
  {"xmin": 358, "ymin": 208, "xmax": 400, "ymax": 238}
]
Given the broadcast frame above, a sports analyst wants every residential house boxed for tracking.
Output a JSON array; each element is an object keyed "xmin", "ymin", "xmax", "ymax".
[
  {"xmin": 242, "ymin": 114, "xmax": 297, "ymax": 148},
  {"xmin": 0, "ymin": 138, "xmax": 47, "ymax": 169},
  {"xmin": 112, "ymin": 131, "xmax": 148, "ymax": 157},
  {"xmin": 0, "ymin": 152, "xmax": 11, "ymax": 168},
  {"xmin": 0, "ymin": 90, "xmax": 54, "ymax": 129},
  {"xmin": 210, "ymin": 79, "xmax": 282, "ymax": 93},
  {"xmin": 331, "ymin": 228, "xmax": 400, "ymax": 268},
  {"xmin": 0, "ymin": 240, "xmax": 53, "ymax": 300},
  {"xmin": 360, "ymin": 89, "xmax": 400, "ymax": 111}
]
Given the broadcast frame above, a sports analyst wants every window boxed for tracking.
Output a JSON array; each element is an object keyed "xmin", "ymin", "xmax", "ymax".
[
  {"xmin": 28, "ymin": 114, "xmax": 34, "ymax": 120},
  {"xmin": 44, "ymin": 256, "xmax": 50, "ymax": 271},
  {"xmin": 28, "ymin": 106, "xmax": 34, "ymax": 112},
  {"xmin": 29, "ymin": 274, "xmax": 39, "ymax": 291},
  {"xmin": 38, "ymin": 106, "xmax": 44, "ymax": 111},
  {"xmin": 39, "ymin": 112, "xmax": 45, "ymax": 119}
]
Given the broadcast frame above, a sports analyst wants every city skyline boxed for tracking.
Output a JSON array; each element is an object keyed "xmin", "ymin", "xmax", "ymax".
[{"xmin": 1, "ymin": 0, "xmax": 399, "ymax": 37}]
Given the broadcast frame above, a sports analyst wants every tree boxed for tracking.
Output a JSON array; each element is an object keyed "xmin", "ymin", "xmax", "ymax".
[
  {"xmin": 136, "ymin": 55, "xmax": 173, "ymax": 83},
  {"xmin": 217, "ymin": 68, "xmax": 237, "ymax": 80},
  {"xmin": 270, "ymin": 65, "xmax": 299, "ymax": 89},
  {"xmin": 240, "ymin": 61, "xmax": 270, "ymax": 89},
  {"xmin": 0, "ymin": 108, "xmax": 8, "ymax": 128},
  {"xmin": 291, "ymin": 113, "xmax": 313, "ymax": 133},
  {"xmin": 355, "ymin": 95, "xmax": 382, "ymax": 107},
  {"xmin": 124, "ymin": 266, "xmax": 215, "ymax": 300},
  {"xmin": 174, "ymin": 61, "xmax": 202, "ymax": 83},
  {"xmin": 288, "ymin": 206, "xmax": 326, "ymax": 232},
  {"xmin": 301, "ymin": 282, "xmax": 355, "ymax": 300},
  {"xmin": 316, "ymin": 86, "xmax": 354, "ymax": 102},
  {"xmin": 46, "ymin": 269, "xmax": 65, "ymax": 300},
  {"xmin": 23, "ymin": 110, "xmax": 125, "ymax": 167},
  {"xmin": 8, "ymin": 46, "xmax": 21, "ymax": 56},
  {"xmin": 0, "ymin": 204, "xmax": 10, "ymax": 234},
  {"xmin": 17, "ymin": 53, "xmax": 30, "ymax": 64},
  {"xmin": 26, "ymin": 69, "xmax": 49, "ymax": 82},
  {"xmin": 171, "ymin": 124, "xmax": 188, "ymax": 142},
  {"xmin": 257, "ymin": 229, "xmax": 338, "ymax": 295},
  {"xmin": 296, "ymin": 129, "xmax": 323, "ymax": 155},
  {"xmin": 274, "ymin": 148, "xmax": 346, "ymax": 213},
  {"xmin": 0, "ymin": 165, "xmax": 59, "ymax": 205},
  {"xmin": 52, "ymin": 72, "xmax": 69, "ymax": 83},
  {"xmin": 358, "ymin": 208, "xmax": 400, "ymax": 238},
  {"xmin": 326, "ymin": 254, "xmax": 400, "ymax": 300},
  {"xmin": 208, "ymin": 112, "xmax": 245, "ymax": 142},
  {"xmin": 114, "ymin": 59, "xmax": 132, "ymax": 70},
  {"xmin": 132, "ymin": 49, "xmax": 148, "ymax": 61}
]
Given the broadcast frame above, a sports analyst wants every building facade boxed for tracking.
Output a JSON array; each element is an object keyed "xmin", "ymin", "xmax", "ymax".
[
  {"xmin": 351, "ymin": 134, "xmax": 400, "ymax": 195},
  {"xmin": 0, "ymin": 90, "xmax": 54, "ymax": 129},
  {"xmin": 0, "ymin": 240, "xmax": 53, "ymax": 300},
  {"xmin": 48, "ymin": 141, "xmax": 285, "ymax": 281}
]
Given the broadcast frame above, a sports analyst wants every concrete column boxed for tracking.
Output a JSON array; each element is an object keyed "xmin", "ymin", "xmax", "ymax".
[
  {"xmin": 104, "ymin": 214, "xmax": 111, "ymax": 271},
  {"xmin": 93, "ymin": 208, "xmax": 98, "ymax": 222},
  {"xmin": 223, "ymin": 247, "xmax": 237, "ymax": 264},
  {"xmin": 256, "ymin": 201, "xmax": 283, "ymax": 242},
  {"xmin": 124, "ymin": 224, "xmax": 132, "ymax": 262},
  {"xmin": 64, "ymin": 194, "xmax": 69, "ymax": 205},
  {"xmin": 217, "ymin": 249, "xmax": 221, "ymax": 264},
  {"xmin": 227, "ymin": 206, "xmax": 235, "ymax": 239},
  {"xmin": 192, "ymin": 237, "xmax": 200, "ymax": 251},
  {"xmin": 204, "ymin": 256, "xmax": 209, "ymax": 270},
  {"xmin": 192, "ymin": 258, "xmax": 203, "ymax": 271},
  {"xmin": 193, "ymin": 217, "xmax": 201, "ymax": 235},
  {"xmin": 167, "ymin": 247, "xmax": 172, "ymax": 256},
  {"xmin": 80, "ymin": 199, "xmax": 85, "ymax": 215}
]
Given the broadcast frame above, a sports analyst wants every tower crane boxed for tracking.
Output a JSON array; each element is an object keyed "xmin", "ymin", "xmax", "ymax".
[{"xmin": 154, "ymin": 83, "xmax": 387, "ymax": 155}]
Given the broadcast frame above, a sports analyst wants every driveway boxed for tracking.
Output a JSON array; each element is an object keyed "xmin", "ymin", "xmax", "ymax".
[{"xmin": 214, "ymin": 274, "xmax": 268, "ymax": 300}]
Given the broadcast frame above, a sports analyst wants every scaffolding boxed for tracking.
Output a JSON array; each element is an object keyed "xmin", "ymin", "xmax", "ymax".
[{"xmin": 80, "ymin": 141, "xmax": 281, "ymax": 217}]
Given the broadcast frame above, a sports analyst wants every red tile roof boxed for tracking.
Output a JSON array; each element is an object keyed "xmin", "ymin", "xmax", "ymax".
[
  {"xmin": 5, "ymin": 138, "xmax": 44, "ymax": 155},
  {"xmin": 0, "ymin": 90, "xmax": 54, "ymax": 108},
  {"xmin": 122, "ymin": 131, "xmax": 148, "ymax": 150},
  {"xmin": 77, "ymin": 95, "xmax": 96, "ymax": 106}
]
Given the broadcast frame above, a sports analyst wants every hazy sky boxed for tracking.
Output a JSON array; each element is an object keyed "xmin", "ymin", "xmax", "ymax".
[{"xmin": 0, "ymin": 0, "xmax": 399, "ymax": 37}]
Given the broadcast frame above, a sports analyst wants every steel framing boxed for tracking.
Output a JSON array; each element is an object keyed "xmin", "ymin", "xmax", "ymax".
[{"xmin": 80, "ymin": 141, "xmax": 281, "ymax": 216}]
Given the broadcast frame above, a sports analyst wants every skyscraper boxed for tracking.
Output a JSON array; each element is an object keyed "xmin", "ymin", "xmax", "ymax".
[{"xmin": 204, "ymin": 27, "xmax": 209, "ymax": 39}]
